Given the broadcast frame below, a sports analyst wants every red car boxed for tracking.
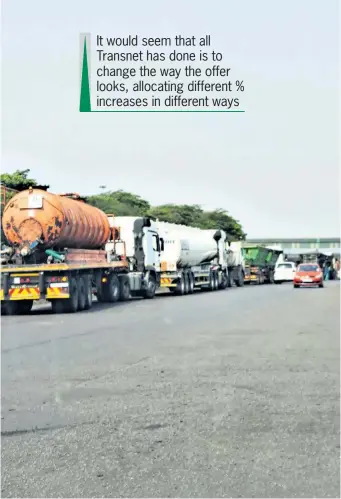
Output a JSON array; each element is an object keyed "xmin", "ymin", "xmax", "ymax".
[{"xmin": 293, "ymin": 263, "xmax": 324, "ymax": 288}]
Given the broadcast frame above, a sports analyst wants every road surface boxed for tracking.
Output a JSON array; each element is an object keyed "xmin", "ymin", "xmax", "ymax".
[{"xmin": 1, "ymin": 282, "xmax": 340, "ymax": 498}]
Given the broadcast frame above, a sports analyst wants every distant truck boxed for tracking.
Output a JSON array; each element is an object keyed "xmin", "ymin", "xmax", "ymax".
[
  {"xmin": 242, "ymin": 245, "xmax": 283, "ymax": 284},
  {"xmin": 0, "ymin": 188, "xmax": 244, "ymax": 315},
  {"xmin": 155, "ymin": 221, "xmax": 244, "ymax": 293}
]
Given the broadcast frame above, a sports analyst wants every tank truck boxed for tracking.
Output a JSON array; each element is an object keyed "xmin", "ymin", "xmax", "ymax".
[
  {"xmin": 153, "ymin": 221, "xmax": 241, "ymax": 294},
  {"xmin": 0, "ymin": 189, "xmax": 162, "ymax": 315}
]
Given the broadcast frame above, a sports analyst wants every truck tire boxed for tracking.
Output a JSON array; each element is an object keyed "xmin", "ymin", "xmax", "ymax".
[
  {"xmin": 84, "ymin": 275, "xmax": 93, "ymax": 310},
  {"xmin": 188, "ymin": 273, "xmax": 195, "ymax": 294},
  {"xmin": 119, "ymin": 275, "xmax": 131, "ymax": 301},
  {"xmin": 236, "ymin": 268, "xmax": 244, "ymax": 287},
  {"xmin": 219, "ymin": 271, "xmax": 228, "ymax": 289},
  {"xmin": 17, "ymin": 300, "xmax": 34, "ymax": 315},
  {"xmin": 142, "ymin": 274, "xmax": 156, "ymax": 299},
  {"xmin": 214, "ymin": 271, "xmax": 219, "ymax": 290},
  {"xmin": 175, "ymin": 275, "xmax": 185, "ymax": 295},
  {"xmin": 3, "ymin": 302, "xmax": 18, "ymax": 316},
  {"xmin": 3, "ymin": 300, "xmax": 33, "ymax": 315},
  {"xmin": 104, "ymin": 273, "xmax": 120, "ymax": 303},
  {"xmin": 77, "ymin": 276, "xmax": 87, "ymax": 311},
  {"xmin": 209, "ymin": 272, "xmax": 215, "ymax": 291},
  {"xmin": 53, "ymin": 277, "xmax": 79, "ymax": 314},
  {"xmin": 62, "ymin": 277, "xmax": 79, "ymax": 313},
  {"xmin": 184, "ymin": 273, "xmax": 190, "ymax": 294}
]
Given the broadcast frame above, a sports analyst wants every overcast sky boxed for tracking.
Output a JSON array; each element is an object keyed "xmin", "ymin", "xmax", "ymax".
[{"xmin": 2, "ymin": 0, "xmax": 340, "ymax": 238}]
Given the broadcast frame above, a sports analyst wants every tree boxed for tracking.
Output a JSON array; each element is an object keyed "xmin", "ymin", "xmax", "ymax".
[
  {"xmin": 87, "ymin": 190, "xmax": 150, "ymax": 216},
  {"xmin": 198, "ymin": 209, "xmax": 246, "ymax": 240},
  {"xmin": 148, "ymin": 204, "xmax": 204, "ymax": 226},
  {"xmin": 148, "ymin": 204, "xmax": 246, "ymax": 240},
  {"xmin": 0, "ymin": 169, "xmax": 38, "ymax": 190},
  {"xmin": 0, "ymin": 170, "xmax": 247, "ymax": 240}
]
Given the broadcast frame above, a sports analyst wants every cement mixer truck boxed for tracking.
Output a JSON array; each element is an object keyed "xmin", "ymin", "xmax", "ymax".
[{"xmin": 0, "ymin": 189, "xmax": 162, "ymax": 315}]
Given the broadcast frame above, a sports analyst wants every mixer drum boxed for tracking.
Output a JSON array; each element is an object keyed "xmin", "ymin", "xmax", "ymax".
[{"xmin": 2, "ymin": 189, "xmax": 111, "ymax": 250}]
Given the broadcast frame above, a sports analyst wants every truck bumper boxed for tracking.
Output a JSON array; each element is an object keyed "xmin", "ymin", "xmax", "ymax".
[{"xmin": 0, "ymin": 286, "xmax": 69, "ymax": 301}]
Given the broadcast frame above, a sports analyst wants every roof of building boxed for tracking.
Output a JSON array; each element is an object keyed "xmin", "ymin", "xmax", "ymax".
[{"xmin": 247, "ymin": 237, "xmax": 340, "ymax": 243}]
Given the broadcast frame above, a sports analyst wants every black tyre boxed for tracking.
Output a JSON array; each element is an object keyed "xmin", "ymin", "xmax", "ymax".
[
  {"xmin": 213, "ymin": 271, "xmax": 219, "ymax": 290},
  {"xmin": 219, "ymin": 271, "xmax": 228, "ymax": 289},
  {"xmin": 319, "ymin": 282, "xmax": 324, "ymax": 288},
  {"xmin": 62, "ymin": 277, "xmax": 79, "ymax": 313},
  {"xmin": 3, "ymin": 300, "xmax": 33, "ymax": 315},
  {"xmin": 119, "ymin": 275, "xmax": 131, "ymax": 301},
  {"xmin": 175, "ymin": 274, "xmax": 185, "ymax": 295},
  {"xmin": 104, "ymin": 273, "xmax": 120, "ymax": 303},
  {"xmin": 16, "ymin": 300, "xmax": 34, "ymax": 315},
  {"xmin": 84, "ymin": 275, "xmax": 93, "ymax": 310},
  {"xmin": 293, "ymin": 284, "xmax": 299, "ymax": 289},
  {"xmin": 209, "ymin": 272, "xmax": 215, "ymax": 291},
  {"xmin": 184, "ymin": 273, "xmax": 190, "ymax": 295},
  {"xmin": 227, "ymin": 270, "xmax": 234, "ymax": 288},
  {"xmin": 235, "ymin": 268, "xmax": 244, "ymax": 287},
  {"xmin": 51, "ymin": 299, "xmax": 65, "ymax": 314},
  {"xmin": 77, "ymin": 276, "xmax": 86, "ymax": 311},
  {"xmin": 143, "ymin": 274, "xmax": 156, "ymax": 299},
  {"xmin": 188, "ymin": 273, "xmax": 195, "ymax": 294}
]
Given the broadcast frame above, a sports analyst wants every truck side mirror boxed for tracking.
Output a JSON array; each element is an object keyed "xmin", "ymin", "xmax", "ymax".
[{"xmin": 160, "ymin": 238, "xmax": 164, "ymax": 252}]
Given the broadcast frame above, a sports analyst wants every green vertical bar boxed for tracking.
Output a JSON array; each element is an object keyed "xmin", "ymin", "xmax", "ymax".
[{"xmin": 79, "ymin": 38, "xmax": 91, "ymax": 112}]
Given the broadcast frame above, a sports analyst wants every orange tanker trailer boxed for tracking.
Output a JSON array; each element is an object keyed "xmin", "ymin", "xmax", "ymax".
[
  {"xmin": 0, "ymin": 188, "xmax": 133, "ymax": 315},
  {"xmin": 2, "ymin": 188, "xmax": 111, "ymax": 257}
]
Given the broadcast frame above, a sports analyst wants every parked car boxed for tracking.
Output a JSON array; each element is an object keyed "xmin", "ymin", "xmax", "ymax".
[
  {"xmin": 274, "ymin": 261, "xmax": 296, "ymax": 283},
  {"xmin": 293, "ymin": 263, "xmax": 324, "ymax": 288}
]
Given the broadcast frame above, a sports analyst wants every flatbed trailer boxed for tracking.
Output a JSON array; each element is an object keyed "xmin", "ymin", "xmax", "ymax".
[{"xmin": 0, "ymin": 257, "xmax": 134, "ymax": 315}]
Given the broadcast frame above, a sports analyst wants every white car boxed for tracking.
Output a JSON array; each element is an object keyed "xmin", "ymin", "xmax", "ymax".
[{"xmin": 274, "ymin": 261, "xmax": 296, "ymax": 283}]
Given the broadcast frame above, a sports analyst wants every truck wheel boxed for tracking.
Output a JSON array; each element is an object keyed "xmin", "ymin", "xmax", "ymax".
[
  {"xmin": 3, "ymin": 301, "xmax": 23, "ymax": 316},
  {"xmin": 208, "ymin": 272, "xmax": 215, "ymax": 291},
  {"xmin": 51, "ymin": 300, "xmax": 64, "ymax": 314},
  {"xmin": 104, "ymin": 273, "xmax": 120, "ymax": 302},
  {"xmin": 62, "ymin": 277, "xmax": 79, "ymax": 313},
  {"xmin": 184, "ymin": 273, "xmax": 190, "ymax": 295},
  {"xmin": 77, "ymin": 276, "xmax": 87, "ymax": 311},
  {"xmin": 16, "ymin": 300, "xmax": 34, "ymax": 315},
  {"xmin": 84, "ymin": 275, "xmax": 93, "ymax": 310},
  {"xmin": 143, "ymin": 274, "xmax": 156, "ymax": 299},
  {"xmin": 3, "ymin": 301, "xmax": 33, "ymax": 315},
  {"xmin": 236, "ymin": 268, "xmax": 244, "ymax": 287},
  {"xmin": 175, "ymin": 275, "xmax": 185, "ymax": 295},
  {"xmin": 213, "ymin": 271, "xmax": 219, "ymax": 290},
  {"xmin": 219, "ymin": 271, "xmax": 228, "ymax": 289},
  {"xmin": 188, "ymin": 273, "xmax": 195, "ymax": 294},
  {"xmin": 119, "ymin": 275, "xmax": 131, "ymax": 301}
]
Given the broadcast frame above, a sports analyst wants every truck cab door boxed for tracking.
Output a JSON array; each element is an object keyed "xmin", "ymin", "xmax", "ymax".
[{"xmin": 143, "ymin": 230, "xmax": 161, "ymax": 272}]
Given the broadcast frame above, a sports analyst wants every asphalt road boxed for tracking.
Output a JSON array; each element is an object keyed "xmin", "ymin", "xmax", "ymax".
[{"xmin": 1, "ymin": 282, "xmax": 340, "ymax": 498}]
